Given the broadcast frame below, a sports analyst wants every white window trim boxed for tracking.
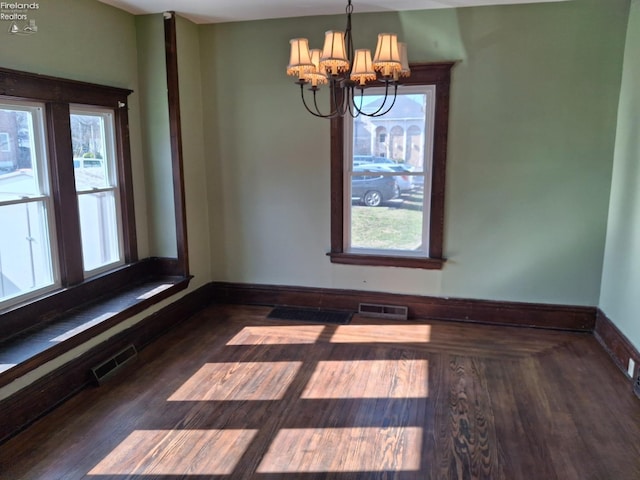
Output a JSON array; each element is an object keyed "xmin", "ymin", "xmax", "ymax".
[
  {"xmin": 69, "ymin": 105, "xmax": 125, "ymax": 276},
  {"xmin": 343, "ymin": 85, "xmax": 437, "ymax": 257},
  {"xmin": 0, "ymin": 99, "xmax": 60, "ymax": 308}
]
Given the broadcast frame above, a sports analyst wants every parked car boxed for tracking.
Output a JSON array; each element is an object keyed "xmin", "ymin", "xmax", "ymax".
[
  {"xmin": 351, "ymin": 167, "xmax": 399, "ymax": 206},
  {"xmin": 356, "ymin": 163, "xmax": 415, "ymax": 193},
  {"xmin": 353, "ymin": 155, "xmax": 397, "ymax": 167}
]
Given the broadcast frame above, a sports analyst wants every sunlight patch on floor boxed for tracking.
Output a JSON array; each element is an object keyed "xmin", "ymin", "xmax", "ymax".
[
  {"xmin": 168, "ymin": 361, "xmax": 302, "ymax": 401},
  {"xmin": 88, "ymin": 429, "xmax": 257, "ymax": 475},
  {"xmin": 330, "ymin": 324, "xmax": 432, "ymax": 343},
  {"xmin": 301, "ymin": 359, "xmax": 429, "ymax": 398},
  {"xmin": 136, "ymin": 283, "xmax": 174, "ymax": 300},
  {"xmin": 226, "ymin": 325, "xmax": 326, "ymax": 345},
  {"xmin": 257, "ymin": 427, "xmax": 422, "ymax": 473},
  {"xmin": 50, "ymin": 312, "xmax": 116, "ymax": 342},
  {"xmin": 0, "ymin": 363, "xmax": 17, "ymax": 373}
]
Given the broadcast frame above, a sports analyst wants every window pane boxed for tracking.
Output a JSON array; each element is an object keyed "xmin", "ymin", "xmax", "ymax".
[
  {"xmin": 0, "ymin": 201, "xmax": 55, "ymax": 302},
  {"xmin": 347, "ymin": 89, "xmax": 433, "ymax": 254},
  {"xmin": 0, "ymin": 101, "xmax": 56, "ymax": 305},
  {"xmin": 78, "ymin": 190, "xmax": 121, "ymax": 271},
  {"xmin": 351, "ymin": 186, "xmax": 424, "ymax": 250},
  {"xmin": 352, "ymin": 94, "xmax": 427, "ymax": 172},
  {"xmin": 0, "ymin": 106, "xmax": 40, "ymax": 198},
  {"xmin": 71, "ymin": 107, "xmax": 123, "ymax": 274},
  {"xmin": 70, "ymin": 113, "xmax": 110, "ymax": 190}
]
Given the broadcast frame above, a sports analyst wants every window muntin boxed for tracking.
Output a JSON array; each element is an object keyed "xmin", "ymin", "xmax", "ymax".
[
  {"xmin": 70, "ymin": 107, "xmax": 124, "ymax": 274},
  {"xmin": 345, "ymin": 86, "xmax": 436, "ymax": 257},
  {"xmin": 0, "ymin": 100, "xmax": 58, "ymax": 305}
]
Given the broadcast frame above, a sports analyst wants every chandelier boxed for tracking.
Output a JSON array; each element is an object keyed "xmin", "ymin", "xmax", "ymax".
[{"xmin": 286, "ymin": 0, "xmax": 410, "ymax": 118}]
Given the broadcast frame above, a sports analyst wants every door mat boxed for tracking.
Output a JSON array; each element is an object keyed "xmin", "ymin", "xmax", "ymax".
[{"xmin": 267, "ymin": 307, "xmax": 352, "ymax": 325}]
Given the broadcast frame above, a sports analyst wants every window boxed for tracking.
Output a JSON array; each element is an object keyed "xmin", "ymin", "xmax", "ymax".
[
  {"xmin": 0, "ymin": 101, "xmax": 57, "ymax": 303},
  {"xmin": 0, "ymin": 68, "xmax": 137, "ymax": 310},
  {"xmin": 329, "ymin": 63, "xmax": 454, "ymax": 269},
  {"xmin": 70, "ymin": 107, "xmax": 124, "ymax": 274},
  {"xmin": 346, "ymin": 85, "xmax": 434, "ymax": 253}
]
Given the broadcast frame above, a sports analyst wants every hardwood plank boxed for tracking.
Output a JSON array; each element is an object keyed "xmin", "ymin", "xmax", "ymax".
[
  {"xmin": 430, "ymin": 355, "xmax": 505, "ymax": 480},
  {"xmin": 0, "ymin": 304, "xmax": 638, "ymax": 480}
]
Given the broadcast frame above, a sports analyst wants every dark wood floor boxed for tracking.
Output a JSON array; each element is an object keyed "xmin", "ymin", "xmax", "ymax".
[{"xmin": 1, "ymin": 304, "xmax": 639, "ymax": 479}]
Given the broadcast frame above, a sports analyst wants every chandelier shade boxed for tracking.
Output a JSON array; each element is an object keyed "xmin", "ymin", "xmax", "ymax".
[
  {"xmin": 351, "ymin": 49, "xmax": 376, "ymax": 86},
  {"xmin": 320, "ymin": 31, "xmax": 350, "ymax": 74},
  {"xmin": 398, "ymin": 42, "xmax": 411, "ymax": 78},
  {"xmin": 372, "ymin": 33, "xmax": 402, "ymax": 77},
  {"xmin": 287, "ymin": 38, "xmax": 315, "ymax": 79},
  {"xmin": 286, "ymin": 0, "xmax": 410, "ymax": 118},
  {"xmin": 306, "ymin": 49, "xmax": 329, "ymax": 87}
]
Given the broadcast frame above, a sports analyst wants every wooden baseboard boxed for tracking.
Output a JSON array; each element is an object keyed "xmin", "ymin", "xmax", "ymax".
[
  {"xmin": 595, "ymin": 309, "xmax": 640, "ymax": 381},
  {"xmin": 0, "ymin": 283, "xmax": 214, "ymax": 445},
  {"xmin": 208, "ymin": 282, "xmax": 596, "ymax": 331}
]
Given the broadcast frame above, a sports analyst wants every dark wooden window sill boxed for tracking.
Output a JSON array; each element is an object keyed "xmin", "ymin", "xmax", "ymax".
[
  {"xmin": 328, "ymin": 252, "xmax": 445, "ymax": 269},
  {"xmin": 0, "ymin": 263, "xmax": 191, "ymax": 389}
]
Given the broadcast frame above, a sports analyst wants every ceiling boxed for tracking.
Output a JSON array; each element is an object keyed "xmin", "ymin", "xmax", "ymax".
[{"xmin": 97, "ymin": 0, "xmax": 567, "ymax": 24}]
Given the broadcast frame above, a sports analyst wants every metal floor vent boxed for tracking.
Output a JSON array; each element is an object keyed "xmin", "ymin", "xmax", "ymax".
[
  {"xmin": 91, "ymin": 344, "xmax": 137, "ymax": 385},
  {"xmin": 358, "ymin": 303, "xmax": 408, "ymax": 321},
  {"xmin": 634, "ymin": 371, "xmax": 640, "ymax": 400}
]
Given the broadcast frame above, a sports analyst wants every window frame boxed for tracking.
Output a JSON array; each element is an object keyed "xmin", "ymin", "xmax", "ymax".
[
  {"xmin": 344, "ymin": 84, "xmax": 436, "ymax": 256},
  {"xmin": 328, "ymin": 62, "xmax": 454, "ymax": 269},
  {"xmin": 0, "ymin": 99, "xmax": 60, "ymax": 307},
  {"xmin": 70, "ymin": 105, "xmax": 126, "ymax": 276},
  {"xmin": 0, "ymin": 67, "xmax": 138, "ymax": 336}
]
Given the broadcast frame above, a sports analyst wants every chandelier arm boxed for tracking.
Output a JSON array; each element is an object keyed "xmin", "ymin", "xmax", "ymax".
[
  {"xmin": 314, "ymin": 87, "xmax": 339, "ymax": 118},
  {"xmin": 362, "ymin": 80, "xmax": 393, "ymax": 117},
  {"xmin": 376, "ymin": 83, "xmax": 400, "ymax": 116},
  {"xmin": 352, "ymin": 88, "xmax": 370, "ymax": 115},
  {"xmin": 364, "ymin": 83, "xmax": 399, "ymax": 118},
  {"xmin": 349, "ymin": 87, "xmax": 364, "ymax": 118},
  {"xmin": 330, "ymin": 79, "xmax": 348, "ymax": 117},
  {"xmin": 299, "ymin": 84, "xmax": 333, "ymax": 118}
]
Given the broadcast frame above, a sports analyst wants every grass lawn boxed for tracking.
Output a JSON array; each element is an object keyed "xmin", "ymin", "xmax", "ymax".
[{"xmin": 351, "ymin": 191, "xmax": 424, "ymax": 250}]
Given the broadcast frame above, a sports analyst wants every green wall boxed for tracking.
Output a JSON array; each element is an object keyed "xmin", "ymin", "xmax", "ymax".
[
  {"xmin": 133, "ymin": 13, "xmax": 211, "ymax": 278},
  {"xmin": 176, "ymin": 15, "xmax": 212, "ymax": 286},
  {"xmin": 135, "ymin": 14, "xmax": 175, "ymax": 258},
  {"xmin": 600, "ymin": 0, "xmax": 640, "ymax": 350},
  {"xmin": 201, "ymin": 0, "xmax": 628, "ymax": 305},
  {"xmin": 0, "ymin": 0, "xmax": 151, "ymax": 258}
]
